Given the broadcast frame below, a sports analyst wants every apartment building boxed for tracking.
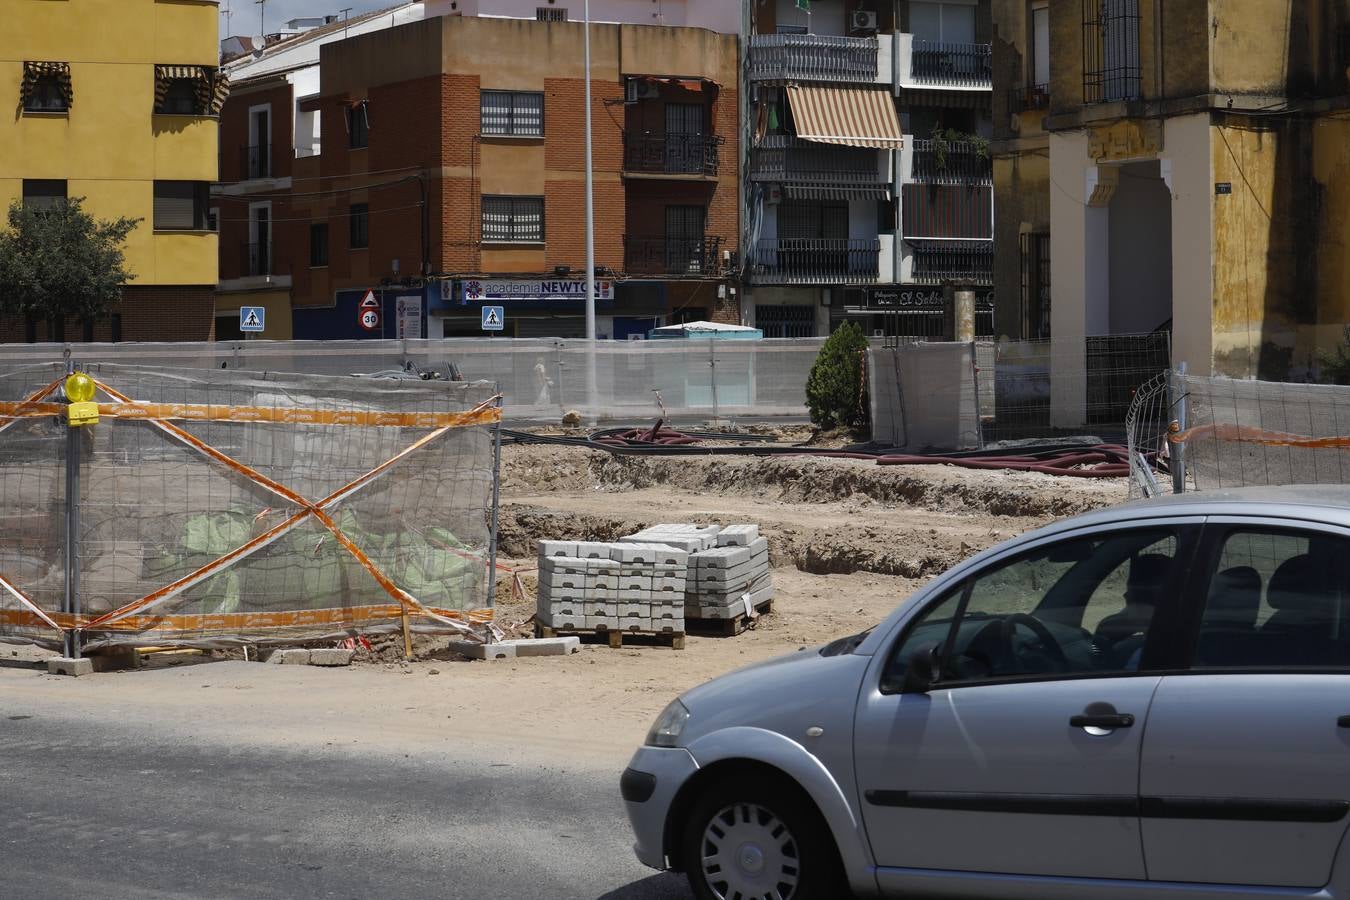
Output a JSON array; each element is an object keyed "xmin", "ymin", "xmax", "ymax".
[
  {"xmin": 743, "ymin": 0, "xmax": 993, "ymax": 339},
  {"xmin": 993, "ymin": 0, "xmax": 1350, "ymax": 386},
  {"xmin": 1, "ymin": 0, "xmax": 223, "ymax": 342},
  {"xmin": 215, "ymin": 2, "xmax": 739, "ymax": 340}
]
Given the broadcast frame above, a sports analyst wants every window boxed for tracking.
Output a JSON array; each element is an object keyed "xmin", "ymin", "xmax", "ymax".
[
  {"xmin": 349, "ymin": 204, "xmax": 369, "ymax": 249},
  {"xmin": 348, "ymin": 103, "xmax": 369, "ymax": 149},
  {"xmin": 536, "ymin": 6, "xmax": 569, "ymax": 21},
  {"xmin": 1020, "ymin": 231, "xmax": 1050, "ymax": 339},
  {"xmin": 25, "ymin": 76, "xmax": 68, "ymax": 112},
  {"xmin": 22, "ymin": 179, "xmax": 67, "ymax": 212},
  {"xmin": 158, "ymin": 79, "xmax": 201, "ymax": 115},
  {"xmin": 1029, "ymin": 1, "xmax": 1050, "ymax": 90},
  {"xmin": 310, "ymin": 223, "xmax": 329, "ymax": 267},
  {"xmin": 884, "ymin": 528, "xmax": 1184, "ymax": 689},
  {"xmin": 910, "ymin": 0, "xmax": 978, "ymax": 43},
  {"xmin": 207, "ymin": 208, "xmax": 219, "ymax": 232},
  {"xmin": 480, "ymin": 91, "xmax": 544, "ymax": 137},
  {"xmin": 1083, "ymin": 0, "xmax": 1141, "ymax": 103},
  {"xmin": 153, "ymin": 181, "xmax": 210, "ymax": 230},
  {"xmin": 1194, "ymin": 529, "xmax": 1350, "ymax": 669},
  {"xmin": 482, "ymin": 196, "xmax": 544, "ymax": 243}
]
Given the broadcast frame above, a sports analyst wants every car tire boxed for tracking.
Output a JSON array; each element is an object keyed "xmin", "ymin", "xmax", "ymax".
[{"xmin": 681, "ymin": 774, "xmax": 847, "ymax": 900}]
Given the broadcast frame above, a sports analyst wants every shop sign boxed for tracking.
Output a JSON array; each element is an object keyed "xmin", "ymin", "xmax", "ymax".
[
  {"xmin": 462, "ymin": 279, "xmax": 614, "ymax": 303},
  {"xmin": 868, "ymin": 288, "xmax": 994, "ymax": 311},
  {"xmin": 396, "ymin": 295, "xmax": 423, "ymax": 339}
]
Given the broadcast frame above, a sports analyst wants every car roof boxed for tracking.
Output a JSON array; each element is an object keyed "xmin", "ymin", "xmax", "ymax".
[{"xmin": 1059, "ymin": 484, "xmax": 1350, "ymax": 532}]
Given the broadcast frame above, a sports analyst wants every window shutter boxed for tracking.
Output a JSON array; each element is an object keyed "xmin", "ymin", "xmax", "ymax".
[{"xmin": 154, "ymin": 181, "xmax": 196, "ymax": 229}]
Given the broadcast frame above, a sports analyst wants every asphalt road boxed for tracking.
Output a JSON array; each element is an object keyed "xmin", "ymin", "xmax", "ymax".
[{"xmin": 0, "ymin": 707, "xmax": 692, "ymax": 899}]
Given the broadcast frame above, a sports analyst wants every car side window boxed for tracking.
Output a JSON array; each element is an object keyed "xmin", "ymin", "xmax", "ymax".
[
  {"xmin": 1194, "ymin": 528, "xmax": 1350, "ymax": 668},
  {"xmin": 885, "ymin": 528, "xmax": 1183, "ymax": 690}
]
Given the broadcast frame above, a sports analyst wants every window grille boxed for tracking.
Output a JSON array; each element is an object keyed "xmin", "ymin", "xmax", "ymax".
[
  {"xmin": 482, "ymin": 197, "xmax": 544, "ymax": 243},
  {"xmin": 480, "ymin": 91, "xmax": 544, "ymax": 136},
  {"xmin": 1083, "ymin": 0, "xmax": 1141, "ymax": 103}
]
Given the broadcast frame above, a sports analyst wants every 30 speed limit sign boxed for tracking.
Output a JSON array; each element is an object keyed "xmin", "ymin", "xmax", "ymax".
[{"xmin": 358, "ymin": 292, "xmax": 381, "ymax": 332}]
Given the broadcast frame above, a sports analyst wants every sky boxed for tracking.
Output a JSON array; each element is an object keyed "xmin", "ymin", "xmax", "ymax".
[{"xmin": 218, "ymin": 0, "xmax": 396, "ymax": 39}]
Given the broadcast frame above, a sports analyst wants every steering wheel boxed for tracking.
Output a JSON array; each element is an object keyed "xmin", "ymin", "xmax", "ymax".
[{"xmin": 999, "ymin": 613, "xmax": 1070, "ymax": 671}]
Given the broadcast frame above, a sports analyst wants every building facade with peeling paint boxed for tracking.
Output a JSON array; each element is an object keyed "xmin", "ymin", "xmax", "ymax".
[{"xmin": 991, "ymin": 0, "xmax": 1350, "ymax": 399}]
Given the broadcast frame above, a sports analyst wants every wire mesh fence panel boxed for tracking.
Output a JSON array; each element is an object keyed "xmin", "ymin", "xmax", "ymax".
[
  {"xmin": 869, "ymin": 343, "xmax": 981, "ymax": 450},
  {"xmin": 986, "ymin": 332, "xmax": 1171, "ymax": 443},
  {"xmin": 1124, "ymin": 370, "xmax": 1172, "ymax": 497},
  {"xmin": 0, "ymin": 340, "xmax": 826, "ymax": 424},
  {"xmin": 1175, "ymin": 375, "xmax": 1350, "ymax": 491},
  {"xmin": 0, "ymin": 362, "xmax": 499, "ymax": 650}
]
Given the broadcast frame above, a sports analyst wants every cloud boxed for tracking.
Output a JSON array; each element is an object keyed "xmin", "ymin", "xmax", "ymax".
[{"xmin": 219, "ymin": 0, "xmax": 396, "ymax": 38}]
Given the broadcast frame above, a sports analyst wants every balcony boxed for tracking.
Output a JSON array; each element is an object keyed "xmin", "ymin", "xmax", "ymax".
[
  {"xmin": 906, "ymin": 239, "xmax": 993, "ymax": 286},
  {"xmin": 896, "ymin": 34, "xmax": 991, "ymax": 90},
  {"xmin": 909, "ymin": 139, "xmax": 992, "ymax": 184},
  {"xmin": 624, "ymin": 236, "xmax": 723, "ymax": 277},
  {"xmin": 748, "ymin": 237, "xmax": 887, "ymax": 285},
  {"xmin": 751, "ymin": 135, "xmax": 891, "ymax": 193},
  {"xmin": 1009, "ymin": 83, "xmax": 1051, "ymax": 113},
  {"xmin": 242, "ymin": 143, "xmax": 271, "ymax": 180},
  {"xmin": 749, "ymin": 34, "xmax": 883, "ymax": 85},
  {"xmin": 623, "ymin": 133, "xmax": 721, "ymax": 179}
]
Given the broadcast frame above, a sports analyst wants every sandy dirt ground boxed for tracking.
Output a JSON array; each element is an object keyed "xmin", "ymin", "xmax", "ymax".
[{"xmin": 1, "ymin": 443, "xmax": 1129, "ymax": 762}]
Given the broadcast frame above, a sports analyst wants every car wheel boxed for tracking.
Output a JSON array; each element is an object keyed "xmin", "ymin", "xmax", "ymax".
[{"xmin": 681, "ymin": 775, "xmax": 845, "ymax": 900}]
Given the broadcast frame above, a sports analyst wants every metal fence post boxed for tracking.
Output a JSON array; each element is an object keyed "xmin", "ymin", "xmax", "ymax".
[
  {"xmin": 969, "ymin": 341, "xmax": 984, "ymax": 450},
  {"xmin": 1170, "ymin": 361, "xmax": 1188, "ymax": 494},
  {"xmin": 62, "ymin": 359, "xmax": 82, "ymax": 659},
  {"xmin": 484, "ymin": 390, "xmax": 503, "ymax": 636},
  {"xmin": 708, "ymin": 340, "xmax": 720, "ymax": 425}
]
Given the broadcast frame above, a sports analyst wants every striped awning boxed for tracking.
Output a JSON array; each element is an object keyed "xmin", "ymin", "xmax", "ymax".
[
  {"xmin": 786, "ymin": 85, "xmax": 903, "ymax": 150},
  {"xmin": 21, "ymin": 61, "xmax": 72, "ymax": 109},
  {"xmin": 784, "ymin": 184, "xmax": 891, "ymax": 201},
  {"xmin": 153, "ymin": 65, "xmax": 228, "ymax": 115}
]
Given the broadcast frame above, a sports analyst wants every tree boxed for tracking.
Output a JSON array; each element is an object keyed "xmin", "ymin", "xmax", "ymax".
[
  {"xmin": 805, "ymin": 321, "xmax": 870, "ymax": 431},
  {"xmin": 0, "ymin": 198, "xmax": 140, "ymax": 326}
]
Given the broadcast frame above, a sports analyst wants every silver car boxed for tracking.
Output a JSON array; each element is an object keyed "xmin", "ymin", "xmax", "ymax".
[{"xmin": 621, "ymin": 485, "xmax": 1350, "ymax": 899}]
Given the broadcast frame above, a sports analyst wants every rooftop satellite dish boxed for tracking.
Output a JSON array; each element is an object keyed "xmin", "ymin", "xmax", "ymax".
[{"xmin": 251, "ymin": 37, "xmax": 266, "ymax": 58}]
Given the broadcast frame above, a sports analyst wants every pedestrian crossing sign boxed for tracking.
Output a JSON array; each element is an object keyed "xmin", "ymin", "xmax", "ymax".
[
  {"xmin": 482, "ymin": 306, "xmax": 505, "ymax": 332},
  {"xmin": 240, "ymin": 306, "xmax": 265, "ymax": 333}
]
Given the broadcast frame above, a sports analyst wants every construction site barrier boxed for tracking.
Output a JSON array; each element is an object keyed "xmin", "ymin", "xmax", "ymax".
[{"xmin": 0, "ymin": 362, "xmax": 501, "ymax": 652}]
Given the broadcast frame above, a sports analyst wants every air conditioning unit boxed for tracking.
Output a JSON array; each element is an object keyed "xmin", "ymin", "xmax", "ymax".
[
  {"xmin": 850, "ymin": 10, "xmax": 878, "ymax": 33},
  {"xmin": 625, "ymin": 79, "xmax": 660, "ymax": 103}
]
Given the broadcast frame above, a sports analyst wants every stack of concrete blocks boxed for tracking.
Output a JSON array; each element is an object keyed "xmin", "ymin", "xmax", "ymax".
[
  {"xmin": 537, "ymin": 540, "xmax": 689, "ymax": 635},
  {"xmin": 685, "ymin": 526, "xmax": 773, "ymax": 621}
]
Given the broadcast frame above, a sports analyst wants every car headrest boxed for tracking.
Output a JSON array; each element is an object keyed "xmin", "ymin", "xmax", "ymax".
[
  {"xmin": 1206, "ymin": 566, "xmax": 1261, "ymax": 624},
  {"xmin": 1267, "ymin": 555, "xmax": 1333, "ymax": 612},
  {"xmin": 1125, "ymin": 553, "xmax": 1172, "ymax": 606}
]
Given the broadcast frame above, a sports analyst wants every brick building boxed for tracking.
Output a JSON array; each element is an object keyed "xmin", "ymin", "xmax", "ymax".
[{"xmin": 215, "ymin": 4, "xmax": 740, "ymax": 341}]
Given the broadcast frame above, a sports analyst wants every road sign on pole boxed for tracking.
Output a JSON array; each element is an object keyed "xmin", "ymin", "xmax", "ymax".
[
  {"xmin": 240, "ymin": 306, "xmax": 265, "ymax": 333},
  {"xmin": 481, "ymin": 306, "xmax": 505, "ymax": 332}
]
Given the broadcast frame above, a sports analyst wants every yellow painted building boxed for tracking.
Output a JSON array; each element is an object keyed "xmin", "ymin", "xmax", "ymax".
[
  {"xmin": 0, "ymin": 0, "xmax": 223, "ymax": 341},
  {"xmin": 992, "ymin": 0, "xmax": 1350, "ymax": 389}
]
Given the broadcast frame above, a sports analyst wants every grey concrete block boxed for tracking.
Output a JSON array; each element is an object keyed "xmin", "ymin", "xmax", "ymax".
[
  {"xmin": 584, "ymin": 601, "xmax": 617, "ymax": 618},
  {"xmin": 450, "ymin": 639, "xmax": 517, "ymax": 660},
  {"xmin": 538, "ymin": 540, "xmax": 578, "ymax": 559},
  {"xmin": 616, "ymin": 614, "xmax": 651, "ymax": 632},
  {"xmin": 619, "ymin": 588, "xmax": 652, "ymax": 602},
  {"xmin": 266, "ymin": 648, "xmax": 312, "ymax": 665},
  {"xmin": 573, "ymin": 542, "xmax": 615, "ymax": 560},
  {"xmin": 46, "ymin": 657, "xmax": 93, "ymax": 677},
  {"xmin": 690, "ymin": 545, "xmax": 752, "ymax": 569},
  {"xmin": 309, "ymin": 648, "xmax": 356, "ymax": 667},
  {"xmin": 611, "ymin": 543, "xmax": 689, "ymax": 566},
  {"xmin": 586, "ymin": 615, "xmax": 618, "ymax": 630},
  {"xmin": 717, "ymin": 524, "xmax": 761, "ymax": 547},
  {"xmin": 454, "ymin": 638, "xmax": 582, "ymax": 658}
]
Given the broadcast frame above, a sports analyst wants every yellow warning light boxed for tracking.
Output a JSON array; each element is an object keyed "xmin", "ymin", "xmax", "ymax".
[{"xmin": 64, "ymin": 372, "xmax": 99, "ymax": 426}]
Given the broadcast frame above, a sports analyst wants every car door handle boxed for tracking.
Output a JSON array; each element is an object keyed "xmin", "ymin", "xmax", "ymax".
[{"xmin": 1070, "ymin": 713, "xmax": 1135, "ymax": 730}]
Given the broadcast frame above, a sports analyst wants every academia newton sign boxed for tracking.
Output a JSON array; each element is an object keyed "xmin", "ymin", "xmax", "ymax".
[{"xmin": 462, "ymin": 279, "xmax": 614, "ymax": 303}]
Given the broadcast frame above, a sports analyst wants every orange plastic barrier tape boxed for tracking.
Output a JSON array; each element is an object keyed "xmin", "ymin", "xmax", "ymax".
[
  {"xmin": 0, "ymin": 605, "xmax": 494, "ymax": 634},
  {"xmin": 0, "ymin": 572, "xmax": 63, "ymax": 633},
  {"xmin": 0, "ymin": 400, "xmax": 500, "ymax": 429},
  {"xmin": 1170, "ymin": 423, "xmax": 1350, "ymax": 450}
]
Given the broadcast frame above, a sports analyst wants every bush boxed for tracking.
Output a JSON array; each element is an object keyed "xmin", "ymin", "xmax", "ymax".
[
  {"xmin": 1319, "ymin": 326, "xmax": 1350, "ymax": 385},
  {"xmin": 806, "ymin": 322, "xmax": 869, "ymax": 430}
]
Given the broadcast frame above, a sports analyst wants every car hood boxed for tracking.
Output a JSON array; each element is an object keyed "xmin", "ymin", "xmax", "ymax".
[{"xmin": 677, "ymin": 646, "xmax": 870, "ymax": 744}]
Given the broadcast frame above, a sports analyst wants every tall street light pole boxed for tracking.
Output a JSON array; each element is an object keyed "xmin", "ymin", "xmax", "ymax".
[{"xmin": 583, "ymin": 0, "xmax": 598, "ymax": 418}]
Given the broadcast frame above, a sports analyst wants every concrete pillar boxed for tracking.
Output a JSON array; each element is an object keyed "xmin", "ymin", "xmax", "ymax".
[{"xmin": 952, "ymin": 290, "xmax": 976, "ymax": 342}]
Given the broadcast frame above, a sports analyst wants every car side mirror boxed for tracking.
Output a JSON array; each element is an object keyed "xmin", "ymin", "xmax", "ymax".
[{"xmin": 901, "ymin": 643, "xmax": 943, "ymax": 694}]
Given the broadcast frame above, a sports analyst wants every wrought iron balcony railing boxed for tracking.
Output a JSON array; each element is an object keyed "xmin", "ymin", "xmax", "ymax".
[
  {"xmin": 624, "ymin": 236, "xmax": 722, "ymax": 276},
  {"xmin": 751, "ymin": 135, "xmax": 888, "ymax": 187},
  {"xmin": 748, "ymin": 238, "xmax": 880, "ymax": 284},
  {"xmin": 243, "ymin": 241, "xmax": 276, "ymax": 277},
  {"xmin": 623, "ymin": 133, "xmax": 721, "ymax": 178},
  {"xmin": 908, "ymin": 240, "xmax": 993, "ymax": 286},
  {"xmin": 242, "ymin": 143, "xmax": 271, "ymax": 180},
  {"xmin": 749, "ymin": 33, "xmax": 879, "ymax": 84},
  {"xmin": 1009, "ymin": 83, "xmax": 1050, "ymax": 112},
  {"xmin": 911, "ymin": 40, "xmax": 992, "ymax": 87},
  {"xmin": 910, "ymin": 139, "xmax": 992, "ymax": 183}
]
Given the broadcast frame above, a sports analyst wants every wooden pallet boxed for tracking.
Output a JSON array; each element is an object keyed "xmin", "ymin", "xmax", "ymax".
[
  {"xmin": 685, "ymin": 598, "xmax": 774, "ymax": 637},
  {"xmin": 536, "ymin": 622, "xmax": 686, "ymax": 650}
]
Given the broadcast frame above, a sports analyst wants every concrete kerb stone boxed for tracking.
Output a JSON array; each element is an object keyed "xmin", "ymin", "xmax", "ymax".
[
  {"xmin": 449, "ymin": 637, "xmax": 580, "ymax": 660},
  {"xmin": 265, "ymin": 648, "xmax": 312, "ymax": 665},
  {"xmin": 46, "ymin": 657, "xmax": 93, "ymax": 677},
  {"xmin": 308, "ymin": 648, "xmax": 356, "ymax": 667}
]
